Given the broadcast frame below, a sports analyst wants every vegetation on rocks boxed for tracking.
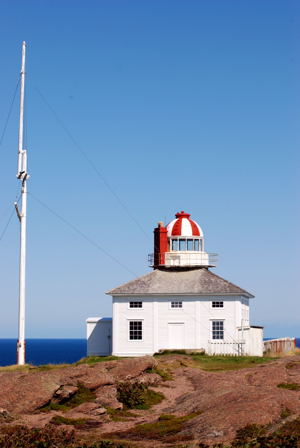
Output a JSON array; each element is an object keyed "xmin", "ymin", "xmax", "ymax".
[
  {"xmin": 107, "ymin": 407, "xmax": 138, "ymax": 422},
  {"xmin": 154, "ymin": 351, "xmax": 275, "ymax": 371},
  {"xmin": 109, "ymin": 411, "xmax": 201, "ymax": 442},
  {"xmin": 76, "ymin": 356, "xmax": 120, "ymax": 365},
  {"xmin": 1, "ymin": 354, "xmax": 300, "ymax": 447},
  {"xmin": 0, "ymin": 425, "xmax": 76, "ymax": 448},
  {"xmin": 280, "ymin": 407, "xmax": 292, "ymax": 418},
  {"xmin": 190, "ymin": 354, "xmax": 275, "ymax": 371},
  {"xmin": 124, "ymin": 411, "xmax": 203, "ymax": 439},
  {"xmin": 0, "ymin": 425, "xmax": 133, "ymax": 448},
  {"xmin": 40, "ymin": 383, "xmax": 96, "ymax": 412},
  {"xmin": 51, "ymin": 415, "xmax": 90, "ymax": 427},
  {"xmin": 277, "ymin": 382, "xmax": 300, "ymax": 391},
  {"xmin": 145, "ymin": 365, "xmax": 173, "ymax": 381},
  {"xmin": 116, "ymin": 381, "xmax": 164, "ymax": 409}
]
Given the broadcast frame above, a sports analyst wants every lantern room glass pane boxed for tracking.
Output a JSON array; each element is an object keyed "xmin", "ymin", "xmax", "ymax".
[
  {"xmin": 194, "ymin": 239, "xmax": 200, "ymax": 251},
  {"xmin": 187, "ymin": 239, "xmax": 193, "ymax": 251},
  {"xmin": 172, "ymin": 239, "xmax": 178, "ymax": 251},
  {"xmin": 179, "ymin": 239, "xmax": 186, "ymax": 251}
]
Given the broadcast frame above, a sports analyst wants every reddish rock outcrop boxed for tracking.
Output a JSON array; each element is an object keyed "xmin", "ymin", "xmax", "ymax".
[{"xmin": 0, "ymin": 355, "xmax": 299, "ymax": 446}]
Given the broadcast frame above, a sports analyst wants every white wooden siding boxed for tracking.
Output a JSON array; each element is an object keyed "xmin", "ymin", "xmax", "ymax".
[{"xmin": 112, "ymin": 295, "xmax": 248, "ymax": 356}]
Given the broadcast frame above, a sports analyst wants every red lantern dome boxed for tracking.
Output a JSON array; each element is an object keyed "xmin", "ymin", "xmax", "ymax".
[{"xmin": 167, "ymin": 211, "xmax": 203, "ymax": 237}]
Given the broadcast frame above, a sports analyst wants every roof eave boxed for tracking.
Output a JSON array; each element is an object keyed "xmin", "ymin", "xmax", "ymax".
[{"xmin": 106, "ymin": 291, "xmax": 254, "ymax": 298}]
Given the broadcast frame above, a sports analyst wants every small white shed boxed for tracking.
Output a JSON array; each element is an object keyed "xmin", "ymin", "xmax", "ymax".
[{"xmin": 86, "ymin": 317, "xmax": 112, "ymax": 356}]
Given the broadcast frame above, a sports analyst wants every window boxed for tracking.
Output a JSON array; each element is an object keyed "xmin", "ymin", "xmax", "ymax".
[
  {"xmin": 172, "ymin": 239, "xmax": 179, "ymax": 251},
  {"xmin": 171, "ymin": 238, "xmax": 203, "ymax": 252},
  {"xmin": 212, "ymin": 301, "xmax": 224, "ymax": 308},
  {"xmin": 212, "ymin": 320, "xmax": 224, "ymax": 340},
  {"xmin": 129, "ymin": 321, "xmax": 142, "ymax": 340},
  {"xmin": 171, "ymin": 301, "xmax": 182, "ymax": 308},
  {"xmin": 187, "ymin": 239, "xmax": 193, "ymax": 251},
  {"xmin": 129, "ymin": 301, "xmax": 142, "ymax": 308},
  {"xmin": 179, "ymin": 239, "xmax": 186, "ymax": 251}
]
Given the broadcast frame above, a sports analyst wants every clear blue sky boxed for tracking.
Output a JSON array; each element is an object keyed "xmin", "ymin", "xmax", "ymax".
[{"xmin": 0, "ymin": 0, "xmax": 299, "ymax": 338}]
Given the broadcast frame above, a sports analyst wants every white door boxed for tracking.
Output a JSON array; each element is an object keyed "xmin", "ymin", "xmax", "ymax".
[{"xmin": 168, "ymin": 323, "xmax": 184, "ymax": 349}]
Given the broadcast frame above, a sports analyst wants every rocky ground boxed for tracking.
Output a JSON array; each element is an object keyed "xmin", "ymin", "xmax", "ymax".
[{"xmin": 0, "ymin": 354, "xmax": 299, "ymax": 447}]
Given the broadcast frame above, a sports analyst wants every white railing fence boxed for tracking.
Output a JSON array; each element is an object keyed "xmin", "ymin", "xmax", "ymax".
[{"xmin": 208, "ymin": 341, "xmax": 245, "ymax": 356}]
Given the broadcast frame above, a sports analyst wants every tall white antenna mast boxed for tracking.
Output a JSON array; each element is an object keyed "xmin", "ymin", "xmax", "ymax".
[{"xmin": 15, "ymin": 41, "xmax": 29, "ymax": 365}]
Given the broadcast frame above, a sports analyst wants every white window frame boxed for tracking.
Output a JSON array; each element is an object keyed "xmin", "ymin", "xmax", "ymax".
[
  {"xmin": 211, "ymin": 319, "xmax": 225, "ymax": 340},
  {"xmin": 170, "ymin": 300, "xmax": 183, "ymax": 309},
  {"xmin": 128, "ymin": 300, "xmax": 143, "ymax": 309},
  {"xmin": 170, "ymin": 237, "xmax": 204, "ymax": 252},
  {"xmin": 128, "ymin": 319, "xmax": 143, "ymax": 342},
  {"xmin": 212, "ymin": 300, "xmax": 224, "ymax": 308}
]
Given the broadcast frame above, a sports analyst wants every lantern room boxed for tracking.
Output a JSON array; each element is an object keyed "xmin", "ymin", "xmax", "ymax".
[{"xmin": 150, "ymin": 211, "xmax": 217, "ymax": 269}]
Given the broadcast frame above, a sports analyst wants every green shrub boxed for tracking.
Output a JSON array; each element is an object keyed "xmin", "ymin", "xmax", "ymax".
[
  {"xmin": 0, "ymin": 424, "xmax": 75, "ymax": 448},
  {"xmin": 116, "ymin": 381, "xmax": 147, "ymax": 408},
  {"xmin": 234, "ymin": 423, "xmax": 266, "ymax": 442},
  {"xmin": 277, "ymin": 382, "xmax": 300, "ymax": 391},
  {"xmin": 116, "ymin": 381, "xmax": 164, "ymax": 410}
]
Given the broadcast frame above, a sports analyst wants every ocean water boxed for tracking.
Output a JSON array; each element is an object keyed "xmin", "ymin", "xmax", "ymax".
[
  {"xmin": 0, "ymin": 339, "xmax": 86, "ymax": 367},
  {"xmin": 0, "ymin": 338, "xmax": 299, "ymax": 367}
]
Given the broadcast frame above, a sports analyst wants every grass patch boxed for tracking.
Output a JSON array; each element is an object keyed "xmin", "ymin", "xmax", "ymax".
[
  {"xmin": 107, "ymin": 407, "xmax": 138, "ymax": 422},
  {"xmin": 124, "ymin": 411, "xmax": 202, "ymax": 440},
  {"xmin": 50, "ymin": 415, "xmax": 88, "ymax": 427},
  {"xmin": 235, "ymin": 423, "xmax": 266, "ymax": 441},
  {"xmin": 66, "ymin": 383, "xmax": 96, "ymax": 406},
  {"xmin": 40, "ymin": 383, "xmax": 96, "ymax": 412},
  {"xmin": 116, "ymin": 381, "xmax": 164, "ymax": 410},
  {"xmin": 0, "ymin": 364, "xmax": 32, "ymax": 372},
  {"xmin": 39, "ymin": 402, "xmax": 70, "ymax": 412},
  {"xmin": 76, "ymin": 356, "xmax": 120, "ymax": 365},
  {"xmin": 145, "ymin": 366, "xmax": 173, "ymax": 381},
  {"xmin": 136, "ymin": 388, "xmax": 164, "ymax": 409},
  {"xmin": 190, "ymin": 355, "xmax": 275, "ymax": 371},
  {"xmin": 281, "ymin": 408, "xmax": 292, "ymax": 419},
  {"xmin": 277, "ymin": 382, "xmax": 300, "ymax": 391},
  {"xmin": 51, "ymin": 415, "xmax": 102, "ymax": 430},
  {"xmin": 153, "ymin": 352, "xmax": 275, "ymax": 372},
  {"xmin": 0, "ymin": 363, "xmax": 72, "ymax": 373},
  {"xmin": 0, "ymin": 356, "xmax": 120, "ymax": 372},
  {"xmin": 33, "ymin": 363, "xmax": 70, "ymax": 371}
]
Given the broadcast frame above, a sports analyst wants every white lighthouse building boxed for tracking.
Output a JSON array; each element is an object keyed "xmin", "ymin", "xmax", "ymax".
[{"xmin": 87, "ymin": 211, "xmax": 263, "ymax": 357}]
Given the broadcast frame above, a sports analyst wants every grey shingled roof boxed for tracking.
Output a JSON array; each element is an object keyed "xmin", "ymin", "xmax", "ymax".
[{"xmin": 106, "ymin": 268, "xmax": 254, "ymax": 298}]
